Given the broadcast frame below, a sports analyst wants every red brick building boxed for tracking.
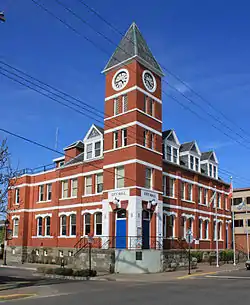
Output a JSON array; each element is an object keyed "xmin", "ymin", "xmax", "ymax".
[{"xmin": 7, "ymin": 23, "xmax": 231, "ymax": 261}]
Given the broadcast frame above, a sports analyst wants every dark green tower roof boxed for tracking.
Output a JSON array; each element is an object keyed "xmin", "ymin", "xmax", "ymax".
[{"xmin": 103, "ymin": 22, "xmax": 164, "ymax": 76}]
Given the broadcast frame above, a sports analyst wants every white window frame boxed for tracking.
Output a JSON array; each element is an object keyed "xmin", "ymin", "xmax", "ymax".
[
  {"xmin": 150, "ymin": 133, "xmax": 154, "ymax": 150},
  {"xmin": 145, "ymin": 167, "xmax": 152, "ymax": 189},
  {"xmin": 94, "ymin": 141, "xmax": 101, "ymax": 158},
  {"xmin": 86, "ymin": 143, "xmax": 93, "ymax": 160},
  {"xmin": 198, "ymin": 187, "xmax": 202, "ymax": 204},
  {"xmin": 203, "ymin": 189, "xmax": 208, "ymax": 205},
  {"xmin": 69, "ymin": 214, "xmax": 76, "ymax": 237},
  {"xmin": 113, "ymin": 131, "xmax": 118, "ymax": 149},
  {"xmin": 143, "ymin": 130, "xmax": 148, "ymax": 147},
  {"xmin": 94, "ymin": 212, "xmax": 102, "ymax": 236},
  {"xmin": 115, "ymin": 166, "xmax": 125, "ymax": 189},
  {"xmin": 60, "ymin": 215, "xmax": 67, "ymax": 236},
  {"xmin": 166, "ymin": 145, "xmax": 172, "ymax": 161},
  {"xmin": 38, "ymin": 185, "xmax": 44, "ymax": 202},
  {"xmin": 96, "ymin": 173, "xmax": 103, "ymax": 194},
  {"xmin": 181, "ymin": 182, "xmax": 186, "ymax": 200},
  {"xmin": 195, "ymin": 157, "xmax": 200, "ymax": 172},
  {"xmin": 199, "ymin": 219, "xmax": 203, "ymax": 240},
  {"xmin": 187, "ymin": 184, "xmax": 193, "ymax": 201},
  {"xmin": 85, "ymin": 176, "xmax": 92, "ymax": 195},
  {"xmin": 205, "ymin": 220, "xmax": 209, "ymax": 240},
  {"xmin": 84, "ymin": 213, "xmax": 91, "ymax": 236},
  {"xmin": 190, "ymin": 155, "xmax": 194, "ymax": 170},
  {"xmin": 61, "ymin": 180, "xmax": 68, "ymax": 199},
  {"xmin": 121, "ymin": 128, "xmax": 127, "ymax": 147},
  {"xmin": 169, "ymin": 178, "xmax": 175, "ymax": 198},
  {"xmin": 173, "ymin": 147, "xmax": 178, "ymax": 163},
  {"xmin": 71, "ymin": 178, "xmax": 78, "ymax": 198},
  {"xmin": 37, "ymin": 217, "xmax": 43, "ymax": 236},
  {"xmin": 13, "ymin": 218, "xmax": 19, "ymax": 237},
  {"xmin": 163, "ymin": 176, "xmax": 167, "ymax": 196},
  {"xmin": 15, "ymin": 188, "xmax": 20, "ymax": 204},
  {"xmin": 45, "ymin": 216, "xmax": 51, "ymax": 236},
  {"xmin": 47, "ymin": 184, "xmax": 52, "ymax": 201}
]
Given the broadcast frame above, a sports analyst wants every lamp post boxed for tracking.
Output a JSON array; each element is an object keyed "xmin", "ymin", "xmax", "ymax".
[{"xmin": 3, "ymin": 219, "xmax": 10, "ymax": 265}]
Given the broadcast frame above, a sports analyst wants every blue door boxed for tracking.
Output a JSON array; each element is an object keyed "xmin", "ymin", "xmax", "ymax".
[
  {"xmin": 116, "ymin": 209, "xmax": 127, "ymax": 249},
  {"xmin": 142, "ymin": 210, "xmax": 150, "ymax": 249}
]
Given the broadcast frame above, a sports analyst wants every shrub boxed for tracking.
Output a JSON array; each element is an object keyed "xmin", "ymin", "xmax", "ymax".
[
  {"xmin": 220, "ymin": 250, "xmax": 234, "ymax": 262},
  {"xmin": 73, "ymin": 269, "xmax": 97, "ymax": 277},
  {"xmin": 191, "ymin": 251, "xmax": 203, "ymax": 263},
  {"xmin": 53, "ymin": 268, "xmax": 73, "ymax": 276}
]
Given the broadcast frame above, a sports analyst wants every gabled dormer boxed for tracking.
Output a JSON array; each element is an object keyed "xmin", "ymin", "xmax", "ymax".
[
  {"xmin": 162, "ymin": 130, "xmax": 180, "ymax": 164},
  {"xmin": 180, "ymin": 141, "xmax": 201, "ymax": 172},
  {"xmin": 201, "ymin": 151, "xmax": 219, "ymax": 179},
  {"xmin": 83, "ymin": 124, "xmax": 104, "ymax": 161}
]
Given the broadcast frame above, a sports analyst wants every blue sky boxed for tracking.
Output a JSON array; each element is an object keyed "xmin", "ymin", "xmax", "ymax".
[{"xmin": 1, "ymin": 0, "xmax": 250, "ymax": 187}]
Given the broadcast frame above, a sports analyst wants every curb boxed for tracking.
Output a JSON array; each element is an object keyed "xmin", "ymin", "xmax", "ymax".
[
  {"xmin": 43, "ymin": 273, "xmax": 115, "ymax": 281},
  {"xmin": 0, "ymin": 265, "xmax": 37, "ymax": 271}
]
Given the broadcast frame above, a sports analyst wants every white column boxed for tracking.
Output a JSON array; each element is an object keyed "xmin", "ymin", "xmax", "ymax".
[
  {"xmin": 129, "ymin": 196, "xmax": 142, "ymax": 249},
  {"xmin": 156, "ymin": 200, "xmax": 163, "ymax": 249},
  {"xmin": 102, "ymin": 199, "xmax": 110, "ymax": 249}
]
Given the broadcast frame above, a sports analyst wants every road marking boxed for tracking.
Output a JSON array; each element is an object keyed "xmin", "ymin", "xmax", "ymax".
[
  {"xmin": 0, "ymin": 293, "xmax": 36, "ymax": 301},
  {"xmin": 177, "ymin": 271, "xmax": 217, "ymax": 279},
  {"xmin": 206, "ymin": 275, "xmax": 250, "ymax": 279}
]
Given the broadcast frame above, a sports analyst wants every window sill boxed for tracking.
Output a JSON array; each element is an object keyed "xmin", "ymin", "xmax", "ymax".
[
  {"xmin": 37, "ymin": 200, "xmax": 52, "ymax": 204},
  {"xmin": 82, "ymin": 193, "xmax": 103, "ymax": 197},
  {"xmin": 182, "ymin": 199, "xmax": 195, "ymax": 204},
  {"xmin": 198, "ymin": 203, "xmax": 208, "ymax": 206},
  {"xmin": 199, "ymin": 239, "xmax": 211, "ymax": 241},
  {"xmin": 59, "ymin": 197, "xmax": 76, "ymax": 201},
  {"xmin": 12, "ymin": 236, "xmax": 18, "ymax": 239},
  {"xmin": 58, "ymin": 236, "xmax": 76, "ymax": 239},
  {"xmin": 213, "ymin": 239, "xmax": 224, "ymax": 242},
  {"xmin": 32, "ymin": 236, "xmax": 53, "ymax": 239},
  {"xmin": 163, "ymin": 196, "xmax": 177, "ymax": 200}
]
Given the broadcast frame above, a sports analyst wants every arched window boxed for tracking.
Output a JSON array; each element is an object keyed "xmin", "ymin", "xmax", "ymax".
[
  {"xmin": 199, "ymin": 219, "xmax": 203, "ymax": 240},
  {"xmin": 181, "ymin": 216, "xmax": 186, "ymax": 238},
  {"xmin": 205, "ymin": 220, "xmax": 209, "ymax": 239},
  {"xmin": 13, "ymin": 218, "xmax": 19, "ymax": 237},
  {"xmin": 95, "ymin": 212, "xmax": 102, "ymax": 236},
  {"xmin": 84, "ymin": 213, "xmax": 91, "ymax": 236},
  {"xmin": 45, "ymin": 216, "xmax": 50, "ymax": 236},
  {"xmin": 70, "ymin": 214, "xmax": 76, "ymax": 236},
  {"xmin": 60, "ymin": 215, "xmax": 67, "ymax": 236},
  {"xmin": 37, "ymin": 217, "xmax": 43, "ymax": 236}
]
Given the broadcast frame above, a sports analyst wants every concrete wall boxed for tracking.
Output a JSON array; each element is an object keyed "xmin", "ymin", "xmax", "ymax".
[{"xmin": 115, "ymin": 249, "xmax": 162, "ymax": 274}]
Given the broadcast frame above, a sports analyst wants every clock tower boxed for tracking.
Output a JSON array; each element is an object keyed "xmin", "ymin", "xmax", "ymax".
[{"xmin": 102, "ymin": 22, "xmax": 164, "ymax": 249}]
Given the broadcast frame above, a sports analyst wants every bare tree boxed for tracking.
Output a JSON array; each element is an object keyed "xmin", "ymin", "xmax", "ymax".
[{"xmin": 0, "ymin": 139, "xmax": 17, "ymax": 216}]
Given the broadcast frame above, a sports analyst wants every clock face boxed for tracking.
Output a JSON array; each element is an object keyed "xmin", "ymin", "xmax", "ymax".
[
  {"xmin": 112, "ymin": 69, "xmax": 129, "ymax": 91},
  {"xmin": 142, "ymin": 70, "xmax": 156, "ymax": 93}
]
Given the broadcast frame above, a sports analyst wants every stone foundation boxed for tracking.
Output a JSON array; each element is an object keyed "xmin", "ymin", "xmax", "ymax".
[{"xmin": 6, "ymin": 246, "xmax": 115, "ymax": 273}]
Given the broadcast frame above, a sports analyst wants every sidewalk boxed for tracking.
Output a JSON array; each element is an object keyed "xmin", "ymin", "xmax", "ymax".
[
  {"xmin": 99, "ymin": 262, "xmax": 245, "ymax": 282},
  {"xmin": 0, "ymin": 261, "xmax": 245, "ymax": 282}
]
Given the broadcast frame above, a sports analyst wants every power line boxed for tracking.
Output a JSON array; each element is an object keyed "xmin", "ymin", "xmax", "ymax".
[
  {"xmin": 0, "ymin": 127, "xmax": 137, "ymax": 184},
  {"xmin": 78, "ymin": 0, "xmax": 250, "ymax": 140},
  {"xmin": 0, "ymin": 63, "xmax": 154, "ymax": 145},
  {"xmin": 36, "ymin": 0, "xmax": 250, "ymax": 150}
]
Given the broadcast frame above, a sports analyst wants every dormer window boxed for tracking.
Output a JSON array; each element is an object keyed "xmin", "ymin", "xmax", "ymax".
[
  {"xmin": 83, "ymin": 125, "xmax": 103, "ymax": 161},
  {"xmin": 166, "ymin": 145, "xmax": 179, "ymax": 164},
  {"xmin": 200, "ymin": 151, "xmax": 219, "ymax": 179},
  {"xmin": 195, "ymin": 157, "xmax": 199, "ymax": 171},
  {"xmin": 190, "ymin": 155, "xmax": 194, "ymax": 170},
  {"xmin": 95, "ymin": 141, "xmax": 101, "ymax": 157}
]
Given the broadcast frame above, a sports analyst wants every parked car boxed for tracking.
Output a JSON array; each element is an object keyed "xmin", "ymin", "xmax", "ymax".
[{"xmin": 245, "ymin": 260, "xmax": 250, "ymax": 270}]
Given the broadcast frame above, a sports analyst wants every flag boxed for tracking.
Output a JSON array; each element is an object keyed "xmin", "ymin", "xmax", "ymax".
[
  {"xmin": 0, "ymin": 12, "xmax": 5, "ymax": 22},
  {"xmin": 237, "ymin": 201, "xmax": 246, "ymax": 210}
]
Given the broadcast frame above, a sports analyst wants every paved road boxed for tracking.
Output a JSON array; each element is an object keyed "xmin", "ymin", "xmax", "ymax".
[{"xmin": 0, "ymin": 267, "xmax": 249, "ymax": 304}]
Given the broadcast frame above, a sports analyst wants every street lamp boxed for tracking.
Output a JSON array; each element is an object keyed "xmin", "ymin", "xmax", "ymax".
[{"xmin": 3, "ymin": 219, "xmax": 10, "ymax": 265}]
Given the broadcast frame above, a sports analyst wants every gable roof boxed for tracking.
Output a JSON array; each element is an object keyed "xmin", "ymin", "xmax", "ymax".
[
  {"xmin": 180, "ymin": 141, "xmax": 195, "ymax": 152},
  {"xmin": 103, "ymin": 22, "xmax": 163, "ymax": 76},
  {"xmin": 162, "ymin": 129, "xmax": 180, "ymax": 146},
  {"xmin": 201, "ymin": 151, "xmax": 218, "ymax": 163},
  {"xmin": 84, "ymin": 124, "xmax": 104, "ymax": 142},
  {"xmin": 64, "ymin": 140, "xmax": 84, "ymax": 151},
  {"xmin": 180, "ymin": 141, "xmax": 201, "ymax": 155}
]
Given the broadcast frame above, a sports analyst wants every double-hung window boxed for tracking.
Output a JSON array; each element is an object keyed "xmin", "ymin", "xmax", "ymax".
[
  {"xmin": 116, "ymin": 166, "xmax": 124, "ymax": 188},
  {"xmin": 85, "ymin": 176, "xmax": 92, "ymax": 195},
  {"xmin": 145, "ymin": 168, "xmax": 152, "ymax": 189}
]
